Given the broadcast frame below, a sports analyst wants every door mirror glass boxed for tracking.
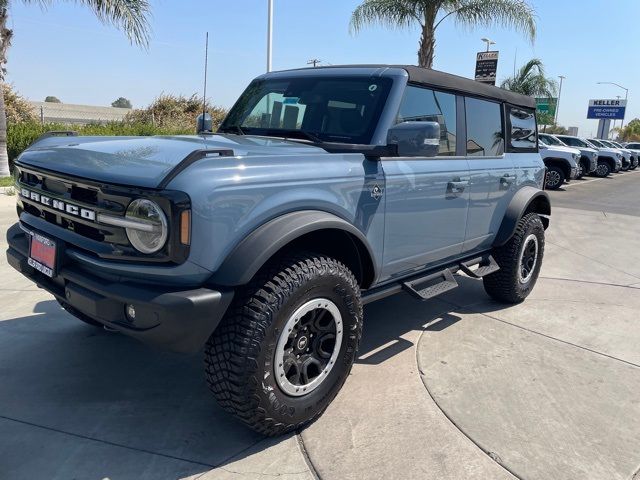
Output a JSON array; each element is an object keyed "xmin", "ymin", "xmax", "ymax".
[{"xmin": 387, "ymin": 121, "xmax": 440, "ymax": 157}]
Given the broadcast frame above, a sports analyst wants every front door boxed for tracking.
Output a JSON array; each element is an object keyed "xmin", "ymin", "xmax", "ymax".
[{"xmin": 379, "ymin": 85, "xmax": 469, "ymax": 281}]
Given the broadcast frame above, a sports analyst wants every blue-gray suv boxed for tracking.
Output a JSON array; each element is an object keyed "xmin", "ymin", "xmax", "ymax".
[{"xmin": 6, "ymin": 65, "xmax": 550, "ymax": 436}]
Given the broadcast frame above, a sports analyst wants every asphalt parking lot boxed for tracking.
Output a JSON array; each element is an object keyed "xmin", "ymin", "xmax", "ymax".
[{"xmin": 1, "ymin": 171, "xmax": 639, "ymax": 480}]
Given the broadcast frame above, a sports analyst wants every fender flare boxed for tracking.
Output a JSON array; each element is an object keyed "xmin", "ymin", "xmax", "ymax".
[
  {"xmin": 543, "ymin": 157, "xmax": 572, "ymax": 178},
  {"xmin": 493, "ymin": 187, "xmax": 551, "ymax": 247},
  {"xmin": 209, "ymin": 210, "xmax": 378, "ymax": 287}
]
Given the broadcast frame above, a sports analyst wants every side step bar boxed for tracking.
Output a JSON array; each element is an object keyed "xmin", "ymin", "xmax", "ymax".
[
  {"xmin": 458, "ymin": 255, "xmax": 500, "ymax": 279},
  {"xmin": 402, "ymin": 269, "xmax": 458, "ymax": 301},
  {"xmin": 360, "ymin": 253, "xmax": 500, "ymax": 305}
]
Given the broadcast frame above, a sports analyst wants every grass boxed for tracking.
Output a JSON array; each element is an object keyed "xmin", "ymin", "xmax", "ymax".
[{"xmin": 0, "ymin": 176, "xmax": 14, "ymax": 187}]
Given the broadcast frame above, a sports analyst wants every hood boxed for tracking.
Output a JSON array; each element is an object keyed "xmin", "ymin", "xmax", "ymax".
[
  {"xmin": 16, "ymin": 134, "xmax": 328, "ymax": 188},
  {"xmin": 540, "ymin": 144, "xmax": 580, "ymax": 155}
]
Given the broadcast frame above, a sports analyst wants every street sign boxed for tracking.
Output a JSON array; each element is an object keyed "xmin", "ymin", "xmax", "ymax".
[
  {"xmin": 535, "ymin": 97, "xmax": 557, "ymax": 116},
  {"xmin": 475, "ymin": 51, "xmax": 499, "ymax": 85},
  {"xmin": 587, "ymin": 99, "xmax": 627, "ymax": 120}
]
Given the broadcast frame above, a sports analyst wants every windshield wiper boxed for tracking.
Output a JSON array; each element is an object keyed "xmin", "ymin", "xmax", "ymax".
[{"xmin": 268, "ymin": 129, "xmax": 324, "ymax": 143}]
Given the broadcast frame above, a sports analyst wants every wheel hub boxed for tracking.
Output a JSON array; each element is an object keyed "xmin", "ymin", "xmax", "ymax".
[
  {"xmin": 518, "ymin": 234, "xmax": 539, "ymax": 284},
  {"xmin": 546, "ymin": 171, "xmax": 561, "ymax": 187},
  {"xmin": 274, "ymin": 298, "xmax": 343, "ymax": 397}
]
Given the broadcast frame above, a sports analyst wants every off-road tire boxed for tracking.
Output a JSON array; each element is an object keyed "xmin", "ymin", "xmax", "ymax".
[
  {"xmin": 57, "ymin": 299, "xmax": 103, "ymax": 327},
  {"xmin": 594, "ymin": 161, "xmax": 611, "ymax": 178},
  {"xmin": 204, "ymin": 253, "xmax": 363, "ymax": 436},
  {"xmin": 544, "ymin": 166, "xmax": 565, "ymax": 190},
  {"xmin": 483, "ymin": 213, "xmax": 545, "ymax": 304}
]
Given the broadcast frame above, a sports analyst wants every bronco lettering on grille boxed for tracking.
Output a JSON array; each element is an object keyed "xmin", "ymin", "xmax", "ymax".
[{"xmin": 20, "ymin": 188, "xmax": 96, "ymax": 221}]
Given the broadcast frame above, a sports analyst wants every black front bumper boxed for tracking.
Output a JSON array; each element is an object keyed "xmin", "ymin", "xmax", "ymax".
[{"xmin": 6, "ymin": 223, "xmax": 234, "ymax": 353}]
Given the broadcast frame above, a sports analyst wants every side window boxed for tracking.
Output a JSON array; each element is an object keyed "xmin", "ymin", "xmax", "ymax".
[
  {"xmin": 397, "ymin": 85, "xmax": 457, "ymax": 156},
  {"xmin": 465, "ymin": 97, "xmax": 504, "ymax": 156},
  {"xmin": 507, "ymin": 107, "xmax": 536, "ymax": 150}
]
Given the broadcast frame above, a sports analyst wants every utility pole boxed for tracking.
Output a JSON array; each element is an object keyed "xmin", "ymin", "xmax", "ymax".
[
  {"xmin": 555, "ymin": 75, "xmax": 565, "ymax": 125},
  {"xmin": 307, "ymin": 58, "xmax": 321, "ymax": 68},
  {"xmin": 267, "ymin": 0, "xmax": 273, "ymax": 72}
]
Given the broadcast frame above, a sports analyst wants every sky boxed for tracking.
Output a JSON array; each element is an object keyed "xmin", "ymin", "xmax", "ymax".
[{"xmin": 6, "ymin": 0, "xmax": 640, "ymax": 137}]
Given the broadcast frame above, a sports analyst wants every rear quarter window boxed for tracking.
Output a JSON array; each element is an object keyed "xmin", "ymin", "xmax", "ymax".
[{"xmin": 507, "ymin": 107, "xmax": 537, "ymax": 151}]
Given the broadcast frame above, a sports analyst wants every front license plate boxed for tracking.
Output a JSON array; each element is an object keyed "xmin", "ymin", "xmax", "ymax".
[{"xmin": 28, "ymin": 233, "xmax": 57, "ymax": 278}]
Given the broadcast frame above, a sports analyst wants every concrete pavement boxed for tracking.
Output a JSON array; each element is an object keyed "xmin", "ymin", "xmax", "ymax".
[{"xmin": 1, "ymin": 173, "xmax": 639, "ymax": 479}]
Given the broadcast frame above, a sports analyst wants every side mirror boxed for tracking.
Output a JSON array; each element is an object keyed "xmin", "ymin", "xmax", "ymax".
[{"xmin": 387, "ymin": 121, "xmax": 440, "ymax": 157}]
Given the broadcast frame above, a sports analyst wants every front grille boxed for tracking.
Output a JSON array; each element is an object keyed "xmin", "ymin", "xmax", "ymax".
[{"xmin": 14, "ymin": 164, "xmax": 190, "ymax": 264}]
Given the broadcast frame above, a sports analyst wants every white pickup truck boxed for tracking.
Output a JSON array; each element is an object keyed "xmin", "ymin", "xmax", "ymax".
[{"xmin": 538, "ymin": 134, "xmax": 580, "ymax": 189}]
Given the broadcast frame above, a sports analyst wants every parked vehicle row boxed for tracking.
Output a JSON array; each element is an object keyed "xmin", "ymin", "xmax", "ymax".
[{"xmin": 538, "ymin": 133, "xmax": 635, "ymax": 189}]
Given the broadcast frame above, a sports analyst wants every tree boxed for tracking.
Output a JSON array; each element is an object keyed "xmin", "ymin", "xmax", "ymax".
[
  {"xmin": 2, "ymin": 83, "xmax": 35, "ymax": 124},
  {"xmin": 112, "ymin": 97, "xmax": 132, "ymax": 108},
  {"xmin": 0, "ymin": 0, "xmax": 151, "ymax": 176},
  {"xmin": 350, "ymin": 0, "xmax": 536, "ymax": 69},
  {"xmin": 44, "ymin": 96, "xmax": 61, "ymax": 103},
  {"xmin": 125, "ymin": 94, "xmax": 227, "ymax": 131},
  {"xmin": 500, "ymin": 58, "xmax": 557, "ymax": 97},
  {"xmin": 612, "ymin": 119, "xmax": 640, "ymax": 142}
]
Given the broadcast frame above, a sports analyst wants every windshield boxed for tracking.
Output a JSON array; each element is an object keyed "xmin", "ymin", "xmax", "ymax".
[
  {"xmin": 540, "ymin": 134, "xmax": 564, "ymax": 146},
  {"xmin": 610, "ymin": 141, "xmax": 623, "ymax": 148},
  {"xmin": 220, "ymin": 76, "xmax": 393, "ymax": 144},
  {"xmin": 600, "ymin": 140, "xmax": 617, "ymax": 148},
  {"xmin": 588, "ymin": 139, "xmax": 604, "ymax": 148}
]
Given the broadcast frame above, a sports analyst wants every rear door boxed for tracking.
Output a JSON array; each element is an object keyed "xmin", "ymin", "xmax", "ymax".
[
  {"xmin": 380, "ymin": 85, "xmax": 470, "ymax": 280},
  {"xmin": 463, "ymin": 97, "xmax": 516, "ymax": 252}
]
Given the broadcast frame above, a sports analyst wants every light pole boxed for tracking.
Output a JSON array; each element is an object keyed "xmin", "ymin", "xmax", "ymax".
[
  {"xmin": 480, "ymin": 37, "xmax": 495, "ymax": 52},
  {"xmin": 267, "ymin": 0, "xmax": 273, "ymax": 72},
  {"xmin": 597, "ymin": 81, "xmax": 629, "ymax": 128},
  {"xmin": 555, "ymin": 75, "xmax": 565, "ymax": 125}
]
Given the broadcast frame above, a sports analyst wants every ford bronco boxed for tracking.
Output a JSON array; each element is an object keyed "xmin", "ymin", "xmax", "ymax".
[{"xmin": 6, "ymin": 65, "xmax": 550, "ymax": 436}]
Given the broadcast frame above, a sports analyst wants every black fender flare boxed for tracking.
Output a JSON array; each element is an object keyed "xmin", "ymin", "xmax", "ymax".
[
  {"xmin": 543, "ymin": 157, "xmax": 572, "ymax": 179},
  {"xmin": 494, "ymin": 187, "xmax": 550, "ymax": 247},
  {"xmin": 209, "ymin": 210, "xmax": 378, "ymax": 287}
]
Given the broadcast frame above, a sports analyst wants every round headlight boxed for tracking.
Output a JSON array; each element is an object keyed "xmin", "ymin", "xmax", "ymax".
[{"xmin": 125, "ymin": 199, "xmax": 168, "ymax": 254}]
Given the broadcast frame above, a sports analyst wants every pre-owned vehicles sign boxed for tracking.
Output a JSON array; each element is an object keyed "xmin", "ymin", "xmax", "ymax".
[{"xmin": 587, "ymin": 99, "xmax": 627, "ymax": 120}]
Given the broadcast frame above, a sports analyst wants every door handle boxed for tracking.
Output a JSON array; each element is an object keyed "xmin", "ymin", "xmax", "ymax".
[
  {"xmin": 446, "ymin": 179, "xmax": 468, "ymax": 196},
  {"xmin": 500, "ymin": 174, "xmax": 516, "ymax": 190}
]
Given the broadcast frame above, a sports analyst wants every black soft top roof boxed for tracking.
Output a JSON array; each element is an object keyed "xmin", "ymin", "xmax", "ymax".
[{"xmin": 273, "ymin": 64, "xmax": 536, "ymax": 110}]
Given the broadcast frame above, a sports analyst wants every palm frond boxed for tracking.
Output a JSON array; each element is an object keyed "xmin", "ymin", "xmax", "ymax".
[
  {"xmin": 444, "ymin": 0, "xmax": 536, "ymax": 43},
  {"xmin": 350, "ymin": 0, "xmax": 423, "ymax": 34},
  {"xmin": 500, "ymin": 57, "xmax": 557, "ymax": 97},
  {"xmin": 21, "ymin": 0, "xmax": 151, "ymax": 47}
]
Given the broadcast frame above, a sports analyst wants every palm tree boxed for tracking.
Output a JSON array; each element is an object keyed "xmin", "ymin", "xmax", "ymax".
[
  {"xmin": 0, "ymin": 0, "xmax": 151, "ymax": 176},
  {"xmin": 500, "ymin": 58, "xmax": 557, "ymax": 97},
  {"xmin": 350, "ymin": 0, "xmax": 536, "ymax": 69}
]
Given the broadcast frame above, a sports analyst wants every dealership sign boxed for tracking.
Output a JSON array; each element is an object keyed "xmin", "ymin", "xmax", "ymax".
[
  {"xmin": 475, "ymin": 51, "xmax": 499, "ymax": 85},
  {"xmin": 587, "ymin": 99, "xmax": 627, "ymax": 120}
]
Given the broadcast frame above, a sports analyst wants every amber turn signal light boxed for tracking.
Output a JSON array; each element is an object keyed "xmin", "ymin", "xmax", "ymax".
[{"xmin": 180, "ymin": 210, "xmax": 191, "ymax": 245}]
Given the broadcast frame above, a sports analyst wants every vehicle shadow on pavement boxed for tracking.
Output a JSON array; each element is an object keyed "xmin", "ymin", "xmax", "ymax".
[
  {"xmin": 356, "ymin": 276, "xmax": 514, "ymax": 366},
  {"xmin": 0, "ymin": 300, "xmax": 288, "ymax": 480}
]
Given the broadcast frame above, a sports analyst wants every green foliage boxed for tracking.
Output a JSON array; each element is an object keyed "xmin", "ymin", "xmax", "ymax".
[
  {"xmin": 350, "ymin": 0, "xmax": 536, "ymax": 67},
  {"xmin": 125, "ymin": 93, "xmax": 227, "ymax": 131},
  {"xmin": 44, "ymin": 96, "xmax": 61, "ymax": 103},
  {"xmin": 2, "ymin": 83, "xmax": 36, "ymax": 123},
  {"xmin": 0, "ymin": 175, "xmax": 13, "ymax": 187},
  {"xmin": 543, "ymin": 124, "xmax": 568, "ymax": 135},
  {"xmin": 612, "ymin": 119, "xmax": 640, "ymax": 142},
  {"xmin": 111, "ymin": 96, "xmax": 132, "ymax": 108},
  {"xmin": 501, "ymin": 58, "xmax": 557, "ymax": 97},
  {"xmin": 7, "ymin": 120, "xmax": 193, "ymax": 170},
  {"xmin": 536, "ymin": 111, "xmax": 555, "ymax": 126}
]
